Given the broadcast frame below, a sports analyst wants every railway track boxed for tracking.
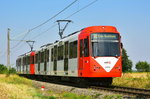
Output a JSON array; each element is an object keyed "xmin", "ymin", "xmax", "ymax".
[
  {"xmin": 20, "ymin": 74, "xmax": 150, "ymax": 98},
  {"xmin": 90, "ymin": 86, "xmax": 150, "ymax": 98}
]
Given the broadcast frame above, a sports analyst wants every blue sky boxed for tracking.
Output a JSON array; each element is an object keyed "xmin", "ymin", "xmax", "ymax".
[{"xmin": 0, "ymin": 0, "xmax": 150, "ymax": 69}]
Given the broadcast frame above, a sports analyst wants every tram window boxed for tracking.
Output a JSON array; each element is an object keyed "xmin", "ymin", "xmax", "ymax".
[
  {"xmin": 26, "ymin": 56, "xmax": 28, "ymax": 65},
  {"xmin": 80, "ymin": 39, "xmax": 83, "ymax": 57},
  {"xmin": 57, "ymin": 46, "xmax": 60, "ymax": 60},
  {"xmin": 40, "ymin": 52, "xmax": 43, "ymax": 62},
  {"xmin": 28, "ymin": 56, "xmax": 30, "ymax": 65},
  {"xmin": 51, "ymin": 48, "xmax": 54, "ymax": 61},
  {"xmin": 23, "ymin": 57, "xmax": 24, "ymax": 65},
  {"xmin": 58, "ymin": 45, "xmax": 64, "ymax": 60},
  {"xmin": 58, "ymin": 46, "xmax": 60, "ymax": 60},
  {"xmin": 61, "ymin": 45, "xmax": 64, "ymax": 60},
  {"xmin": 38, "ymin": 52, "xmax": 41, "ymax": 63},
  {"xmin": 73, "ymin": 41, "xmax": 77, "ymax": 58},
  {"xmin": 43, "ymin": 51, "xmax": 45, "ymax": 62},
  {"xmin": 69, "ymin": 42, "xmax": 73, "ymax": 58},
  {"xmin": 23, "ymin": 57, "xmax": 25, "ymax": 65},
  {"xmin": 26, "ymin": 56, "xmax": 29, "ymax": 65},
  {"xmin": 54, "ymin": 45, "xmax": 57, "ymax": 60},
  {"xmin": 69, "ymin": 41, "xmax": 77, "ymax": 58},
  {"xmin": 84, "ymin": 37, "xmax": 89, "ymax": 57},
  {"xmin": 64, "ymin": 41, "xmax": 69, "ymax": 58},
  {"xmin": 44, "ymin": 50, "xmax": 47, "ymax": 62},
  {"xmin": 47, "ymin": 49, "xmax": 49, "ymax": 62},
  {"xmin": 35, "ymin": 54, "xmax": 38, "ymax": 63}
]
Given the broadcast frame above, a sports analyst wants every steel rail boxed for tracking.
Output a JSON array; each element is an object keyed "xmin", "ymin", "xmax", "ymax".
[{"xmin": 90, "ymin": 86, "xmax": 150, "ymax": 98}]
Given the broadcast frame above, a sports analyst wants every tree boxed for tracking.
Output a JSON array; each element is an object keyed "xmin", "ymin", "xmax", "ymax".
[
  {"xmin": 122, "ymin": 48, "xmax": 133, "ymax": 72},
  {"xmin": 0, "ymin": 64, "xmax": 8, "ymax": 74},
  {"xmin": 0, "ymin": 64, "xmax": 16, "ymax": 74},
  {"xmin": 136, "ymin": 61, "xmax": 150, "ymax": 72}
]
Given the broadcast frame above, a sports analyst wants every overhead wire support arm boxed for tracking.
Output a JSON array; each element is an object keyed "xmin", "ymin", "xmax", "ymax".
[
  {"xmin": 56, "ymin": 20, "xmax": 72, "ymax": 39},
  {"xmin": 26, "ymin": 40, "xmax": 35, "ymax": 52}
]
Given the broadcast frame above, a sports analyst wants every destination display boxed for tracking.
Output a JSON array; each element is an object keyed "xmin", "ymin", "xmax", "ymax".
[{"xmin": 91, "ymin": 33, "xmax": 119, "ymax": 40}]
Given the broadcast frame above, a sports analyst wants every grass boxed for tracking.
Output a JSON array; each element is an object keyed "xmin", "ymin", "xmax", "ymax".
[
  {"xmin": 62, "ymin": 92, "xmax": 92, "ymax": 99},
  {"xmin": 0, "ymin": 74, "xmax": 93, "ymax": 99},
  {"xmin": 113, "ymin": 72, "xmax": 150, "ymax": 89},
  {"xmin": 103, "ymin": 94, "xmax": 122, "ymax": 99},
  {"xmin": 0, "ymin": 74, "xmax": 42, "ymax": 99},
  {"xmin": 2, "ymin": 73, "xmax": 145, "ymax": 99}
]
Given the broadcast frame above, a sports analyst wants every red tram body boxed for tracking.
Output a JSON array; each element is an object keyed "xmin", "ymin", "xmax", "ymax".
[
  {"xmin": 30, "ymin": 51, "xmax": 35, "ymax": 74},
  {"xmin": 16, "ymin": 26, "xmax": 122, "ymax": 85},
  {"xmin": 78, "ymin": 26, "xmax": 122, "ymax": 77}
]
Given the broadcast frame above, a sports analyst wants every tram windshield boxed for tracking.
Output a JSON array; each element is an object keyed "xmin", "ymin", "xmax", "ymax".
[{"xmin": 91, "ymin": 33, "xmax": 120, "ymax": 57}]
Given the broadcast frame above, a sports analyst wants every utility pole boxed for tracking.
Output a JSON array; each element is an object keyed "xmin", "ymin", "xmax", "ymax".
[{"xmin": 7, "ymin": 28, "xmax": 10, "ymax": 70}]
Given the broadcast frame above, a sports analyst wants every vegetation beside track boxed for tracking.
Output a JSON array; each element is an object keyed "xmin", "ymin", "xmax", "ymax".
[
  {"xmin": 113, "ymin": 72, "xmax": 150, "ymax": 89},
  {"xmin": 0, "ymin": 74, "xmax": 93, "ymax": 99}
]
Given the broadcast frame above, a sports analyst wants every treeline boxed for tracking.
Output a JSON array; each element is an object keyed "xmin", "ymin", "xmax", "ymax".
[
  {"xmin": 0, "ymin": 64, "xmax": 16, "ymax": 74},
  {"xmin": 122, "ymin": 48, "xmax": 150, "ymax": 72}
]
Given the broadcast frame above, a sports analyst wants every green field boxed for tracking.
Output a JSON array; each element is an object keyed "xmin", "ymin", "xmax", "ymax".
[
  {"xmin": 1, "ymin": 73, "xmax": 148, "ymax": 99},
  {"xmin": 0, "ymin": 74, "xmax": 93, "ymax": 99},
  {"xmin": 113, "ymin": 72, "xmax": 150, "ymax": 89}
]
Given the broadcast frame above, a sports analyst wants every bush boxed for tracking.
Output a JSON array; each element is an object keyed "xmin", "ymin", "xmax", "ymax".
[
  {"xmin": 9, "ymin": 68, "xmax": 17, "ymax": 74},
  {"xmin": 136, "ymin": 61, "xmax": 150, "ymax": 72},
  {"xmin": 0, "ymin": 64, "xmax": 8, "ymax": 74},
  {"xmin": 0, "ymin": 64, "xmax": 17, "ymax": 74}
]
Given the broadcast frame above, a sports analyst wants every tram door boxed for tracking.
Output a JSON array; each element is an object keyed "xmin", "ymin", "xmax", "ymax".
[
  {"xmin": 79, "ymin": 39, "xmax": 84, "ymax": 71},
  {"xmin": 64, "ymin": 41, "xmax": 69, "ymax": 75},
  {"xmin": 79, "ymin": 37, "xmax": 89, "ymax": 76}
]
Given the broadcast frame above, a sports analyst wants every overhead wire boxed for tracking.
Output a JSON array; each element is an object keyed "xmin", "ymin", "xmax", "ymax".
[
  {"xmin": 11, "ymin": 0, "xmax": 78, "ymax": 49},
  {"xmin": 31, "ymin": 0, "xmax": 99, "ymax": 40},
  {"xmin": 65, "ymin": 0, "xmax": 98, "ymax": 19},
  {"xmin": 29, "ymin": 0, "xmax": 78, "ymax": 32}
]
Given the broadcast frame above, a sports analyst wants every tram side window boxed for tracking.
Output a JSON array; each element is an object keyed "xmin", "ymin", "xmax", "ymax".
[
  {"xmin": 35, "ymin": 54, "xmax": 38, "ymax": 63},
  {"xmin": 84, "ymin": 37, "xmax": 89, "ymax": 57},
  {"xmin": 23, "ymin": 57, "xmax": 24, "ymax": 66},
  {"xmin": 69, "ymin": 41, "xmax": 77, "ymax": 59},
  {"xmin": 69, "ymin": 42, "xmax": 73, "ymax": 58},
  {"xmin": 60, "ymin": 45, "xmax": 64, "ymax": 60},
  {"xmin": 73, "ymin": 41, "xmax": 77, "ymax": 58},
  {"xmin": 44, "ymin": 49, "xmax": 47, "ymax": 62},
  {"xmin": 58, "ymin": 45, "xmax": 64, "ymax": 60},
  {"xmin": 58, "ymin": 46, "xmax": 60, "ymax": 60},
  {"xmin": 47, "ymin": 49, "xmax": 49, "ymax": 62},
  {"xmin": 64, "ymin": 41, "xmax": 69, "ymax": 58},
  {"xmin": 38, "ymin": 52, "xmax": 41, "ymax": 63},
  {"xmin": 25, "ymin": 56, "xmax": 27, "ymax": 65},
  {"xmin": 41, "ymin": 51, "xmax": 44, "ymax": 63},
  {"xmin": 51, "ymin": 48, "xmax": 54, "ymax": 61},
  {"xmin": 28, "ymin": 56, "xmax": 30, "ymax": 65},
  {"xmin": 54, "ymin": 45, "xmax": 57, "ymax": 60},
  {"xmin": 26, "ymin": 56, "xmax": 30, "ymax": 65}
]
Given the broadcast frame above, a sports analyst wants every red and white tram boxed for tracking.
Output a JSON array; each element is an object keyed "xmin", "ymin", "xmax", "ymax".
[{"xmin": 16, "ymin": 26, "xmax": 122, "ymax": 85}]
